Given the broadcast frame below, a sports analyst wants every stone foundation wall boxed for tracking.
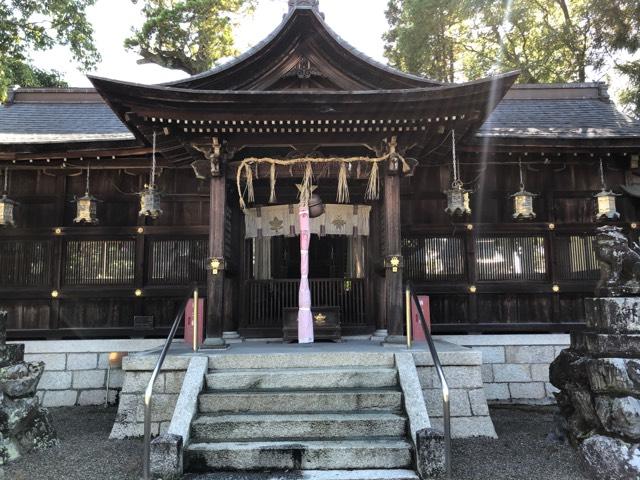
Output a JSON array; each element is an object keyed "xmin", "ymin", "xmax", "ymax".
[
  {"xmin": 11, "ymin": 339, "xmax": 165, "ymax": 407},
  {"xmin": 436, "ymin": 334, "xmax": 570, "ymax": 405},
  {"xmin": 413, "ymin": 348, "xmax": 497, "ymax": 438}
]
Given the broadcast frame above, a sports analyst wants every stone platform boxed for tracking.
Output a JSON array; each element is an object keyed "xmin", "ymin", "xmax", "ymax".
[{"xmin": 111, "ymin": 339, "xmax": 495, "ymax": 441}]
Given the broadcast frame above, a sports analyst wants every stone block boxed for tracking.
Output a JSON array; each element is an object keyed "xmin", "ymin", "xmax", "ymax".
[
  {"xmin": 474, "ymin": 346, "xmax": 506, "ymax": 364},
  {"xmin": 164, "ymin": 371, "xmax": 186, "ymax": 394},
  {"xmin": 43, "ymin": 390, "xmax": 77, "ymax": 407},
  {"xmin": 573, "ymin": 332, "xmax": 640, "ymax": 357},
  {"xmin": 67, "ymin": 353, "xmax": 98, "ymax": 370},
  {"xmin": 416, "ymin": 428, "xmax": 445, "ymax": 480},
  {"xmin": 509, "ymin": 382, "xmax": 546, "ymax": 400},
  {"xmin": 505, "ymin": 346, "xmax": 556, "ymax": 364},
  {"xmin": 545, "ymin": 382, "xmax": 560, "ymax": 397},
  {"xmin": 73, "ymin": 370, "xmax": 106, "ymax": 389},
  {"xmin": 424, "ymin": 388, "xmax": 470, "ymax": 417},
  {"xmin": 114, "ymin": 394, "xmax": 140, "ymax": 424},
  {"xmin": 585, "ymin": 297, "xmax": 640, "ymax": 334},
  {"xmin": 38, "ymin": 371, "xmax": 72, "ymax": 390},
  {"xmin": 484, "ymin": 383, "xmax": 510, "ymax": 401},
  {"xmin": 122, "ymin": 371, "xmax": 159, "ymax": 393},
  {"xmin": 108, "ymin": 369, "xmax": 125, "ymax": 389},
  {"xmin": 493, "ymin": 364, "xmax": 531, "ymax": 383},
  {"xmin": 595, "ymin": 395, "xmax": 640, "ymax": 440},
  {"xmin": 110, "ymin": 421, "xmax": 159, "ymax": 440},
  {"xmin": 98, "ymin": 353, "xmax": 110, "ymax": 369},
  {"xmin": 481, "ymin": 364, "xmax": 494, "ymax": 383},
  {"xmin": 417, "ymin": 367, "xmax": 436, "ymax": 389},
  {"xmin": 134, "ymin": 393, "xmax": 179, "ymax": 423},
  {"xmin": 587, "ymin": 358, "xmax": 640, "ymax": 396},
  {"xmin": 151, "ymin": 433, "xmax": 183, "ymax": 479},
  {"xmin": 441, "ymin": 366, "xmax": 483, "ymax": 388},
  {"xmin": 468, "ymin": 389, "xmax": 490, "ymax": 416},
  {"xmin": 24, "ymin": 353, "xmax": 66, "ymax": 371},
  {"xmin": 531, "ymin": 364, "xmax": 551, "ymax": 382},
  {"xmin": 78, "ymin": 390, "xmax": 107, "ymax": 406},
  {"xmin": 581, "ymin": 435, "xmax": 640, "ymax": 480}
]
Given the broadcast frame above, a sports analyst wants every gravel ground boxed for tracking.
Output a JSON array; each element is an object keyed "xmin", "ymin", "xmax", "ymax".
[{"xmin": 3, "ymin": 405, "xmax": 592, "ymax": 480}]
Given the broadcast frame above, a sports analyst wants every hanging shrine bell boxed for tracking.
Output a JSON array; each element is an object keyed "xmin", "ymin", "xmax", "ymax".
[
  {"xmin": 511, "ymin": 160, "xmax": 537, "ymax": 220},
  {"xmin": 594, "ymin": 159, "xmax": 620, "ymax": 221},
  {"xmin": 138, "ymin": 131, "xmax": 163, "ymax": 219},
  {"xmin": 74, "ymin": 167, "xmax": 100, "ymax": 225},
  {"xmin": 308, "ymin": 193, "xmax": 325, "ymax": 218},
  {"xmin": 0, "ymin": 169, "xmax": 16, "ymax": 227}
]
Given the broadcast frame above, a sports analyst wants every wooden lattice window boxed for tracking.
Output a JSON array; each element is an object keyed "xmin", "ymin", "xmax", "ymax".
[
  {"xmin": 475, "ymin": 236, "xmax": 547, "ymax": 281},
  {"xmin": 0, "ymin": 240, "xmax": 51, "ymax": 287},
  {"xmin": 402, "ymin": 236, "xmax": 466, "ymax": 281},
  {"xmin": 64, "ymin": 240, "xmax": 135, "ymax": 285},
  {"xmin": 148, "ymin": 238, "xmax": 208, "ymax": 285},
  {"xmin": 555, "ymin": 235, "xmax": 599, "ymax": 281}
]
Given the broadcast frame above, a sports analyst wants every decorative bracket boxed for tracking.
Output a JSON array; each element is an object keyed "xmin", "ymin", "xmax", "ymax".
[{"xmin": 191, "ymin": 137, "xmax": 226, "ymax": 178}]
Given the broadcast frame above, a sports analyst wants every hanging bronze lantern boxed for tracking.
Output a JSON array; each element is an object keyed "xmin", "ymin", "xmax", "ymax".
[
  {"xmin": 74, "ymin": 166, "xmax": 100, "ymax": 224},
  {"xmin": 512, "ymin": 160, "xmax": 537, "ymax": 220},
  {"xmin": 0, "ymin": 169, "xmax": 16, "ymax": 227},
  {"xmin": 0, "ymin": 194, "xmax": 16, "ymax": 227},
  {"xmin": 594, "ymin": 159, "xmax": 620, "ymax": 221},
  {"xmin": 139, "ymin": 184, "xmax": 163, "ymax": 219},
  {"xmin": 445, "ymin": 181, "xmax": 472, "ymax": 216},
  {"xmin": 138, "ymin": 132, "xmax": 163, "ymax": 219}
]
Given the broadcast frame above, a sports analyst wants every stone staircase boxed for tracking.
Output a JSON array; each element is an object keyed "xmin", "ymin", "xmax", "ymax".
[{"xmin": 183, "ymin": 353, "xmax": 419, "ymax": 479}]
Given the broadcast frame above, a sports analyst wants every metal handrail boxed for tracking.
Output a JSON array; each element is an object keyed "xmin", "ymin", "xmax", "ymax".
[
  {"xmin": 406, "ymin": 283, "xmax": 451, "ymax": 479},
  {"xmin": 142, "ymin": 291, "xmax": 193, "ymax": 480}
]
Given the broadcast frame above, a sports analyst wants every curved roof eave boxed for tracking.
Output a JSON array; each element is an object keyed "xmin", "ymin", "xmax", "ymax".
[{"xmin": 160, "ymin": 6, "xmax": 444, "ymax": 90}]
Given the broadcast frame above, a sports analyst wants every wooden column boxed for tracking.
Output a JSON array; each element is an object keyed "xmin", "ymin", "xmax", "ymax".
[
  {"xmin": 203, "ymin": 173, "xmax": 227, "ymax": 348},
  {"xmin": 383, "ymin": 159, "xmax": 405, "ymax": 342}
]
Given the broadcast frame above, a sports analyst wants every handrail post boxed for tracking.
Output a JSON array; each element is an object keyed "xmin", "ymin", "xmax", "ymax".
[
  {"xmin": 405, "ymin": 284, "xmax": 412, "ymax": 350},
  {"xmin": 193, "ymin": 288, "xmax": 198, "ymax": 352},
  {"xmin": 407, "ymin": 282, "xmax": 451, "ymax": 479}
]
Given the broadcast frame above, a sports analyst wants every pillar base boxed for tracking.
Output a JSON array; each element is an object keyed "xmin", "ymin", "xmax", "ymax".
[
  {"xmin": 370, "ymin": 329, "xmax": 388, "ymax": 342},
  {"xmin": 200, "ymin": 337, "xmax": 229, "ymax": 350},
  {"xmin": 222, "ymin": 331, "xmax": 243, "ymax": 344}
]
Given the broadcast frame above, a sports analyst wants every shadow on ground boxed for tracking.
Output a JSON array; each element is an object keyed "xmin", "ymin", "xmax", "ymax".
[{"xmin": 3, "ymin": 405, "xmax": 592, "ymax": 480}]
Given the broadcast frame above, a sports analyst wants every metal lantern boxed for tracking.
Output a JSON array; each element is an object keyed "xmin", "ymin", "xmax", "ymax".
[
  {"xmin": 0, "ymin": 169, "xmax": 16, "ymax": 227},
  {"xmin": 74, "ymin": 166, "xmax": 100, "ymax": 224},
  {"xmin": 512, "ymin": 160, "xmax": 537, "ymax": 220},
  {"xmin": 444, "ymin": 130, "xmax": 471, "ymax": 216},
  {"xmin": 138, "ymin": 132, "xmax": 163, "ymax": 219},
  {"xmin": 445, "ymin": 182, "xmax": 472, "ymax": 216},
  {"xmin": 594, "ymin": 159, "xmax": 620, "ymax": 221},
  {"xmin": 0, "ymin": 194, "xmax": 16, "ymax": 227},
  {"xmin": 139, "ymin": 184, "xmax": 163, "ymax": 219}
]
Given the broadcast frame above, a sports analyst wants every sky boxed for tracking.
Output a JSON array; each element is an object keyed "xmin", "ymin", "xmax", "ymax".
[{"xmin": 30, "ymin": 0, "xmax": 390, "ymax": 87}]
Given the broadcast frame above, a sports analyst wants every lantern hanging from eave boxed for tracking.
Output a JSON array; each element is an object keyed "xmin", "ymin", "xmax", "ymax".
[
  {"xmin": 0, "ymin": 168, "xmax": 16, "ymax": 227},
  {"xmin": 444, "ymin": 130, "xmax": 472, "ymax": 216},
  {"xmin": 139, "ymin": 132, "xmax": 163, "ymax": 219},
  {"xmin": 512, "ymin": 159, "xmax": 537, "ymax": 220},
  {"xmin": 594, "ymin": 159, "xmax": 620, "ymax": 221},
  {"xmin": 74, "ymin": 165, "xmax": 100, "ymax": 224}
]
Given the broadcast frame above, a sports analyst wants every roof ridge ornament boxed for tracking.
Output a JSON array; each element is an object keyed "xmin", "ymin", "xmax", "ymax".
[{"xmin": 289, "ymin": 0, "xmax": 320, "ymax": 11}]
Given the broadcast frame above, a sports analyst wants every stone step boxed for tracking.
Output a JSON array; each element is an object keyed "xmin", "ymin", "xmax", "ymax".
[
  {"xmin": 198, "ymin": 388, "xmax": 403, "ymax": 414},
  {"xmin": 205, "ymin": 366, "xmax": 398, "ymax": 391},
  {"xmin": 191, "ymin": 412, "xmax": 407, "ymax": 442},
  {"xmin": 185, "ymin": 439, "xmax": 413, "ymax": 471},
  {"xmin": 208, "ymin": 352, "xmax": 395, "ymax": 370},
  {"xmin": 184, "ymin": 469, "xmax": 420, "ymax": 480}
]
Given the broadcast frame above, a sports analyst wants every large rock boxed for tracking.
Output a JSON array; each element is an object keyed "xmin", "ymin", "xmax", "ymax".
[
  {"xmin": 0, "ymin": 362, "xmax": 44, "ymax": 398},
  {"xmin": 550, "ymin": 349, "xmax": 589, "ymax": 390},
  {"xmin": 595, "ymin": 396, "xmax": 640, "ymax": 440},
  {"xmin": 581, "ymin": 435, "xmax": 640, "ymax": 480},
  {"xmin": 587, "ymin": 358, "xmax": 640, "ymax": 396},
  {"xmin": 572, "ymin": 332, "xmax": 640, "ymax": 357}
]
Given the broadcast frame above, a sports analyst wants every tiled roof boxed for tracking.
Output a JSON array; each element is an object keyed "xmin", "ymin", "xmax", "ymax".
[
  {"xmin": 478, "ymin": 84, "xmax": 640, "ymax": 139},
  {"xmin": 0, "ymin": 98, "xmax": 133, "ymax": 144}
]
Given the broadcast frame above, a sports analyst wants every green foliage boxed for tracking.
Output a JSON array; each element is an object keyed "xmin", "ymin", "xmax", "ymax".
[
  {"xmin": 125, "ymin": 0, "xmax": 255, "ymax": 75},
  {"xmin": 0, "ymin": 0, "xmax": 99, "ymax": 100},
  {"xmin": 618, "ymin": 60, "xmax": 640, "ymax": 118},
  {"xmin": 384, "ymin": 0, "xmax": 640, "ymax": 114}
]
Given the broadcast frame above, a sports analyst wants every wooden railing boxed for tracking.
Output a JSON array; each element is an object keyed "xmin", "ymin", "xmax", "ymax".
[{"xmin": 241, "ymin": 278, "xmax": 366, "ymax": 334}]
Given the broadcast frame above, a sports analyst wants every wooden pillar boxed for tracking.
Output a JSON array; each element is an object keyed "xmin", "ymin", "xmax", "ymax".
[
  {"xmin": 203, "ymin": 173, "xmax": 227, "ymax": 348},
  {"xmin": 383, "ymin": 161, "xmax": 405, "ymax": 342}
]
